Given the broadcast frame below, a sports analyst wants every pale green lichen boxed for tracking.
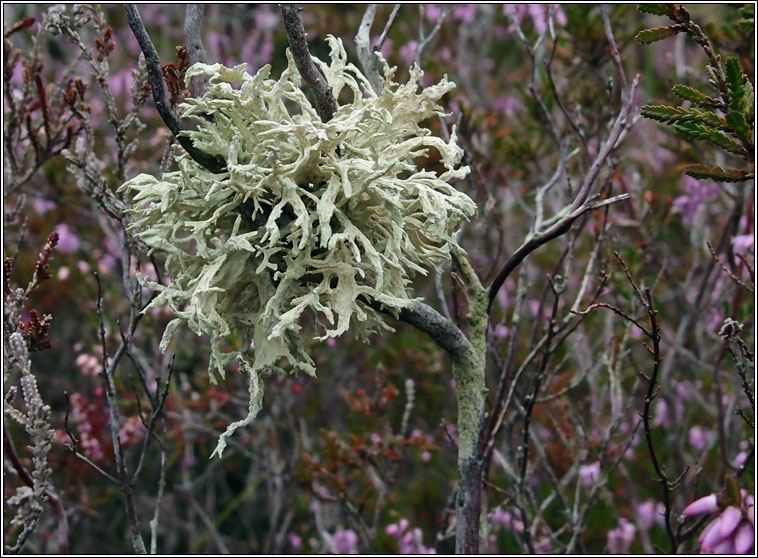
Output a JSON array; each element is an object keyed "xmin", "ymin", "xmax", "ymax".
[{"xmin": 120, "ymin": 37, "xmax": 476, "ymax": 456}]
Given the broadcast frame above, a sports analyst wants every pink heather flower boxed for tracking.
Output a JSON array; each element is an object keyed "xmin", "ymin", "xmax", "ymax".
[
  {"xmin": 254, "ymin": 6, "xmax": 279, "ymax": 31},
  {"xmin": 32, "ymin": 197, "xmax": 56, "ymax": 215},
  {"xmin": 735, "ymin": 523, "xmax": 754, "ymax": 554},
  {"xmin": 421, "ymin": 450, "xmax": 432, "ymax": 462},
  {"xmin": 686, "ymin": 491, "xmax": 755, "ymax": 554},
  {"xmin": 732, "ymin": 234, "xmax": 754, "ymax": 257},
  {"xmin": 332, "ymin": 529, "xmax": 358, "ymax": 554},
  {"xmin": 579, "ymin": 462, "xmax": 601, "ymax": 487},
  {"xmin": 489, "ymin": 508, "xmax": 524, "ymax": 533},
  {"xmin": 733, "ymin": 451, "xmax": 749, "ymax": 468},
  {"xmin": 399, "ymin": 41, "xmax": 418, "ymax": 65},
  {"xmin": 75, "ymin": 353, "xmax": 102, "ymax": 377},
  {"xmin": 370, "ymin": 432, "xmax": 382, "ymax": 445},
  {"xmin": 637, "ymin": 500, "xmax": 665, "ymax": 530},
  {"xmin": 287, "ymin": 532, "xmax": 302, "ymax": 550},
  {"xmin": 492, "ymin": 95, "xmax": 524, "ymax": 116},
  {"xmin": 504, "ymin": 4, "xmax": 566, "ymax": 34},
  {"xmin": 688, "ymin": 426, "xmax": 711, "ymax": 452},
  {"xmin": 53, "ymin": 223, "xmax": 80, "ymax": 254},
  {"xmin": 118, "ymin": 416, "xmax": 145, "ymax": 446},
  {"xmin": 672, "ymin": 176, "xmax": 721, "ymax": 225},
  {"xmin": 326, "ymin": 337, "xmax": 337, "ymax": 347},
  {"xmin": 607, "ymin": 518, "xmax": 636, "ymax": 554},
  {"xmin": 684, "ymin": 494, "xmax": 720, "ymax": 516},
  {"xmin": 386, "ymin": 520, "xmax": 435, "ymax": 554},
  {"xmin": 489, "ymin": 323, "xmax": 509, "ymax": 341},
  {"xmin": 425, "ymin": 4, "xmax": 441, "ymax": 22},
  {"xmin": 453, "ymin": 5, "xmax": 477, "ymax": 23},
  {"xmin": 57, "ymin": 266, "xmax": 70, "ymax": 280}
]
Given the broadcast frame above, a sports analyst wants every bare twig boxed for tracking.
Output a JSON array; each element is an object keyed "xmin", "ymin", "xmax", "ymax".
[
  {"xmin": 355, "ymin": 5, "xmax": 383, "ymax": 94},
  {"xmin": 63, "ymin": 391, "xmax": 119, "ymax": 484},
  {"xmin": 601, "ymin": 6, "xmax": 628, "ymax": 95},
  {"xmin": 487, "ymin": 76, "xmax": 639, "ymax": 312},
  {"xmin": 376, "ymin": 5, "xmax": 400, "ymax": 52},
  {"xmin": 149, "ymin": 447, "xmax": 167, "ymax": 554},
  {"xmin": 94, "ymin": 271, "xmax": 147, "ymax": 554},
  {"xmin": 415, "ymin": 4, "xmax": 447, "ymax": 66},
  {"xmin": 707, "ymin": 241, "xmax": 754, "ymax": 293},
  {"xmin": 279, "ymin": 4, "xmax": 337, "ymax": 122}
]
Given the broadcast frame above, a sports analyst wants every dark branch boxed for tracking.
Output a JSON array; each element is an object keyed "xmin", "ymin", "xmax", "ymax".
[
  {"xmin": 280, "ymin": 4, "xmax": 338, "ymax": 122},
  {"xmin": 124, "ymin": 4, "xmax": 226, "ymax": 174}
]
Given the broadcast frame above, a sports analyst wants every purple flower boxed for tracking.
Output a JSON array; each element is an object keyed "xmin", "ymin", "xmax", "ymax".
[
  {"xmin": 399, "ymin": 41, "xmax": 418, "ymax": 65},
  {"xmin": 607, "ymin": 518, "xmax": 636, "ymax": 554},
  {"xmin": 32, "ymin": 198, "xmax": 56, "ymax": 215},
  {"xmin": 672, "ymin": 176, "xmax": 721, "ymax": 225},
  {"xmin": 684, "ymin": 493, "xmax": 720, "ymax": 516},
  {"xmin": 688, "ymin": 426, "xmax": 711, "ymax": 452},
  {"xmin": 637, "ymin": 500, "xmax": 666, "ymax": 530},
  {"xmin": 287, "ymin": 532, "xmax": 302, "ymax": 550},
  {"xmin": 53, "ymin": 223, "xmax": 80, "ymax": 254},
  {"xmin": 386, "ymin": 520, "xmax": 435, "ymax": 554},
  {"xmin": 425, "ymin": 4, "xmax": 441, "ymax": 22},
  {"xmin": 732, "ymin": 234, "xmax": 754, "ymax": 257},
  {"xmin": 489, "ymin": 507, "xmax": 524, "ymax": 533},
  {"xmin": 579, "ymin": 462, "xmax": 601, "ymax": 487},
  {"xmin": 332, "ymin": 529, "xmax": 358, "ymax": 554},
  {"xmin": 253, "ymin": 6, "xmax": 279, "ymax": 31},
  {"xmin": 504, "ymin": 4, "xmax": 567, "ymax": 34},
  {"xmin": 453, "ymin": 5, "xmax": 477, "ymax": 23},
  {"xmin": 685, "ymin": 491, "xmax": 755, "ymax": 554},
  {"xmin": 493, "ymin": 95, "xmax": 524, "ymax": 116}
]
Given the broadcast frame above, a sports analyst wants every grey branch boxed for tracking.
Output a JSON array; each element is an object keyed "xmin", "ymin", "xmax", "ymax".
[
  {"xmin": 279, "ymin": 4, "xmax": 337, "ymax": 122},
  {"xmin": 355, "ymin": 5, "xmax": 382, "ymax": 94},
  {"xmin": 371, "ymin": 299, "xmax": 475, "ymax": 362},
  {"xmin": 124, "ymin": 4, "xmax": 225, "ymax": 174},
  {"xmin": 184, "ymin": 4, "xmax": 209, "ymax": 97}
]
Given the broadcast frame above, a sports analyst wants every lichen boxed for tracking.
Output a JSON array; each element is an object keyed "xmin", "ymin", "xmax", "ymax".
[{"xmin": 120, "ymin": 36, "xmax": 476, "ymax": 456}]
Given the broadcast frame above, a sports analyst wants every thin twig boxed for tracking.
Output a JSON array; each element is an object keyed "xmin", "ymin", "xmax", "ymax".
[
  {"xmin": 94, "ymin": 271, "xmax": 147, "ymax": 554},
  {"xmin": 184, "ymin": 4, "xmax": 209, "ymax": 97},
  {"xmin": 279, "ymin": 4, "xmax": 337, "ymax": 122},
  {"xmin": 601, "ymin": 6, "xmax": 628, "ymax": 95},
  {"xmin": 124, "ymin": 4, "xmax": 225, "ymax": 173}
]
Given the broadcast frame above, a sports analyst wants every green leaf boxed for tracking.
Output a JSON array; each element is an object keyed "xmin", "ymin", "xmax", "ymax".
[
  {"xmin": 641, "ymin": 104, "xmax": 725, "ymax": 128},
  {"xmin": 674, "ymin": 121, "xmax": 746, "ymax": 156},
  {"xmin": 635, "ymin": 25, "xmax": 681, "ymax": 44},
  {"xmin": 745, "ymin": 79, "xmax": 754, "ymax": 123},
  {"xmin": 725, "ymin": 56, "xmax": 746, "ymax": 113},
  {"xmin": 671, "ymin": 84, "xmax": 720, "ymax": 108},
  {"xmin": 726, "ymin": 110, "xmax": 751, "ymax": 144},
  {"xmin": 684, "ymin": 163, "xmax": 749, "ymax": 183},
  {"xmin": 636, "ymin": 4, "xmax": 668, "ymax": 16},
  {"xmin": 737, "ymin": 18, "xmax": 755, "ymax": 34}
]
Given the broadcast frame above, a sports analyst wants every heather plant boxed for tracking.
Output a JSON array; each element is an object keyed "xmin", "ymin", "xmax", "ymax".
[{"xmin": 2, "ymin": 4, "xmax": 754, "ymax": 556}]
